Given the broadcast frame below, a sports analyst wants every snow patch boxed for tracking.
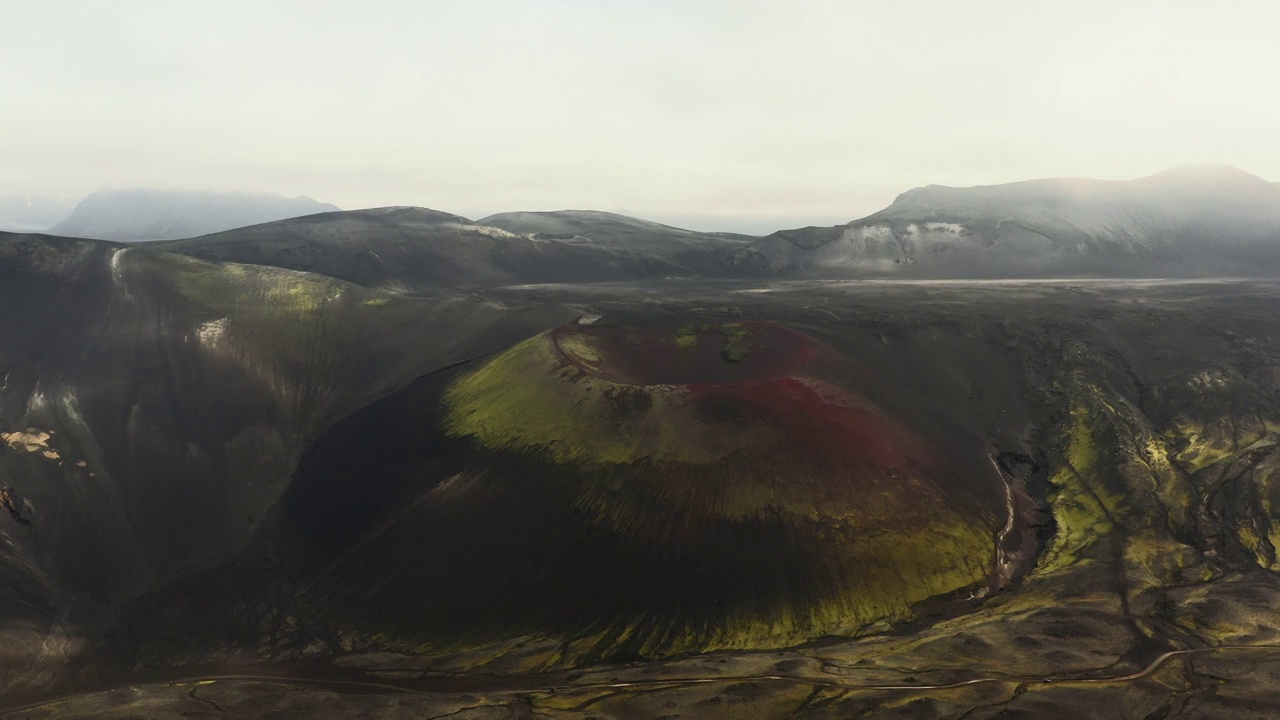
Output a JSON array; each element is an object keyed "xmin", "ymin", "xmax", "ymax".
[
  {"xmin": 59, "ymin": 390, "xmax": 90, "ymax": 435},
  {"xmin": 198, "ymin": 318, "xmax": 230, "ymax": 348},
  {"xmin": 449, "ymin": 223, "xmax": 521, "ymax": 240},
  {"xmin": 27, "ymin": 388, "xmax": 48, "ymax": 414}
]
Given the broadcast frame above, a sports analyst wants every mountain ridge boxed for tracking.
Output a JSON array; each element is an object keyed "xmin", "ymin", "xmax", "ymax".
[
  {"xmin": 162, "ymin": 206, "xmax": 756, "ymax": 293},
  {"xmin": 731, "ymin": 164, "xmax": 1280, "ymax": 278}
]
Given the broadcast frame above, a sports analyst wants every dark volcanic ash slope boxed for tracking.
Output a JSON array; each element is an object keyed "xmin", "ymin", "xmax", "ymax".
[
  {"xmin": 163, "ymin": 207, "xmax": 716, "ymax": 294},
  {"xmin": 0, "ymin": 231, "xmax": 579, "ymax": 699},
  {"xmin": 50, "ymin": 189, "xmax": 339, "ymax": 242},
  {"xmin": 267, "ymin": 320, "xmax": 1003, "ymax": 663},
  {"xmin": 479, "ymin": 209, "xmax": 756, "ymax": 273},
  {"xmin": 731, "ymin": 165, "xmax": 1280, "ymax": 277}
]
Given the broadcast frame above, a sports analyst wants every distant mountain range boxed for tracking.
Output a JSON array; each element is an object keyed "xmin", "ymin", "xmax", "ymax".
[
  {"xmin": 730, "ymin": 165, "xmax": 1280, "ymax": 278},
  {"xmin": 6, "ymin": 165, "xmax": 1280, "ymax": 280},
  {"xmin": 50, "ymin": 189, "xmax": 338, "ymax": 242},
  {"xmin": 0, "ymin": 195, "xmax": 79, "ymax": 233}
]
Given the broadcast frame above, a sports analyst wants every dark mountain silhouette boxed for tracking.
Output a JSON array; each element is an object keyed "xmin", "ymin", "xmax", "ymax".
[{"xmin": 164, "ymin": 207, "xmax": 752, "ymax": 294}]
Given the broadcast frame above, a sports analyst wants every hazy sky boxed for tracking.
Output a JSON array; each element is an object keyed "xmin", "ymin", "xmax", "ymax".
[{"xmin": 3, "ymin": 0, "xmax": 1278, "ymax": 233}]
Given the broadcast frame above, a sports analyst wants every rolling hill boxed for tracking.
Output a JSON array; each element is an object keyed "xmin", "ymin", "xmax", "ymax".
[
  {"xmin": 0, "ymin": 231, "xmax": 578, "ymax": 699},
  {"xmin": 163, "ymin": 207, "xmax": 753, "ymax": 293},
  {"xmin": 266, "ymin": 320, "xmax": 1004, "ymax": 663},
  {"xmin": 479, "ymin": 209, "xmax": 756, "ymax": 271}
]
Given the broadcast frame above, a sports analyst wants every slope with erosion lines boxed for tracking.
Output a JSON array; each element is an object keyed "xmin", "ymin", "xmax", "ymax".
[
  {"xmin": 268, "ymin": 320, "xmax": 1005, "ymax": 666},
  {"xmin": 0, "ymin": 231, "xmax": 580, "ymax": 702}
]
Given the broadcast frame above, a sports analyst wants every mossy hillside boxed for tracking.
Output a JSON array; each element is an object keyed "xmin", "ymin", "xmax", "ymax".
[
  {"xmin": 1160, "ymin": 412, "xmax": 1280, "ymax": 571},
  {"xmin": 128, "ymin": 251, "xmax": 370, "ymax": 423},
  {"xmin": 674, "ymin": 326, "xmax": 698, "ymax": 351},
  {"xmin": 357, "ymin": 504, "xmax": 996, "ymax": 665},
  {"xmin": 1231, "ymin": 453, "xmax": 1280, "ymax": 571},
  {"xmin": 1253, "ymin": 450, "xmax": 1280, "ymax": 569},
  {"xmin": 529, "ymin": 677, "xmax": 816, "ymax": 719},
  {"xmin": 1165, "ymin": 581, "xmax": 1280, "ymax": 645},
  {"xmin": 1020, "ymin": 347, "xmax": 1280, "ymax": 657},
  {"xmin": 432, "ymin": 323, "xmax": 1001, "ymax": 659},
  {"xmin": 445, "ymin": 331, "xmax": 880, "ymax": 520},
  {"xmin": 1168, "ymin": 415, "xmax": 1274, "ymax": 474},
  {"xmin": 626, "ymin": 512, "xmax": 993, "ymax": 656},
  {"xmin": 1031, "ymin": 354, "xmax": 1234, "ymax": 588},
  {"xmin": 443, "ymin": 325, "xmax": 991, "ymax": 525},
  {"xmin": 126, "ymin": 248, "xmax": 552, "ymax": 445},
  {"xmin": 138, "ymin": 250, "xmax": 348, "ymax": 321},
  {"xmin": 1123, "ymin": 530, "xmax": 1210, "ymax": 589},
  {"xmin": 720, "ymin": 322, "xmax": 752, "ymax": 362},
  {"xmin": 751, "ymin": 558, "xmax": 1137, "ymax": 683},
  {"xmin": 444, "ymin": 322, "xmax": 820, "ymax": 468},
  {"xmin": 1159, "ymin": 410, "xmax": 1280, "ymax": 570},
  {"xmin": 443, "ymin": 333, "xmax": 766, "ymax": 466},
  {"xmin": 1038, "ymin": 398, "xmax": 1127, "ymax": 575},
  {"xmin": 558, "ymin": 435, "xmax": 976, "ymax": 535}
]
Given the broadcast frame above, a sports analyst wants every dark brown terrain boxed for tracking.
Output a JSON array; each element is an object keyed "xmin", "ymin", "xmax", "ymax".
[{"xmin": 5, "ymin": 177, "xmax": 1280, "ymax": 718}]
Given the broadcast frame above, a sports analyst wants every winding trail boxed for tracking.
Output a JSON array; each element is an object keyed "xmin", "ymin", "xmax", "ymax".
[
  {"xmin": 6, "ymin": 645, "xmax": 1280, "ymax": 716},
  {"xmin": 990, "ymin": 455, "xmax": 1018, "ymax": 585}
]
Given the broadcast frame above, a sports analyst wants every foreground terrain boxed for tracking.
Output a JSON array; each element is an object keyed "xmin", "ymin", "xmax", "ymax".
[{"xmin": 4, "ymin": 232, "xmax": 1280, "ymax": 716}]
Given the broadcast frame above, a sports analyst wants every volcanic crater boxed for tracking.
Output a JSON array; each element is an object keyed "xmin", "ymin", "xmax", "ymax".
[
  {"xmin": 280, "ymin": 319, "xmax": 1008, "ymax": 662},
  {"xmin": 550, "ymin": 320, "xmax": 817, "ymax": 386}
]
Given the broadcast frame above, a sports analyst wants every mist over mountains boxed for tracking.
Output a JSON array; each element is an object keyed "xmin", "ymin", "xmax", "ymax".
[
  {"xmin": 169, "ymin": 164, "xmax": 1280, "ymax": 283},
  {"xmin": 49, "ymin": 189, "xmax": 339, "ymax": 242},
  {"xmin": 730, "ymin": 165, "xmax": 1280, "ymax": 278},
  {"xmin": 0, "ymin": 195, "xmax": 79, "ymax": 233},
  {"xmin": 6, "ymin": 165, "xmax": 1279, "ymax": 280}
]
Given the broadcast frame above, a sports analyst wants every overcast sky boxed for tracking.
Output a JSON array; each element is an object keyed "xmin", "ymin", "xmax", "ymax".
[{"xmin": 3, "ymin": 0, "xmax": 1278, "ymax": 233}]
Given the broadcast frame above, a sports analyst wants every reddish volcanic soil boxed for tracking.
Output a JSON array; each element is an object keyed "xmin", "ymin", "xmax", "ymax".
[
  {"xmin": 702, "ymin": 375, "xmax": 932, "ymax": 477},
  {"xmin": 551, "ymin": 320, "xmax": 933, "ymax": 472},
  {"xmin": 271, "ymin": 318, "xmax": 1005, "ymax": 664}
]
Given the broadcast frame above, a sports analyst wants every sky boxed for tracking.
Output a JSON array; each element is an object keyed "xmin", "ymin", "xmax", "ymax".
[{"xmin": 3, "ymin": 0, "xmax": 1279, "ymax": 234}]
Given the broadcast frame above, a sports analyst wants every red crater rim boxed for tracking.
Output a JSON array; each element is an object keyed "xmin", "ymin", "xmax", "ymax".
[{"xmin": 551, "ymin": 320, "xmax": 826, "ymax": 387}]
